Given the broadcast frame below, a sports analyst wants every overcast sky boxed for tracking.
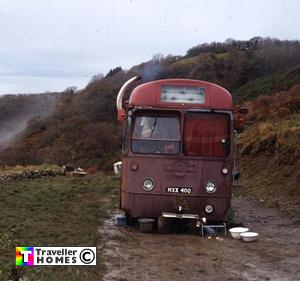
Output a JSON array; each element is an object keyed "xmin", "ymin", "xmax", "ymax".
[{"xmin": 0, "ymin": 0, "xmax": 299, "ymax": 94}]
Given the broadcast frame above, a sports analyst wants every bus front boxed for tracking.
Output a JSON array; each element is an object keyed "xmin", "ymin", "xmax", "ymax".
[{"xmin": 117, "ymin": 78, "xmax": 234, "ymax": 222}]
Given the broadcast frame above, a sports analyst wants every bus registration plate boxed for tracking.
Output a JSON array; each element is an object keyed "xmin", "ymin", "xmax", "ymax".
[{"xmin": 166, "ymin": 187, "xmax": 192, "ymax": 194}]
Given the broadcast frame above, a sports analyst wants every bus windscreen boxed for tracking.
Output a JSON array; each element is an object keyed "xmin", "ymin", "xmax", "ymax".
[{"xmin": 131, "ymin": 115, "xmax": 180, "ymax": 154}]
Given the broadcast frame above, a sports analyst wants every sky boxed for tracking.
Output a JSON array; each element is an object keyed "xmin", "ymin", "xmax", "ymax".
[{"xmin": 0, "ymin": 0, "xmax": 299, "ymax": 94}]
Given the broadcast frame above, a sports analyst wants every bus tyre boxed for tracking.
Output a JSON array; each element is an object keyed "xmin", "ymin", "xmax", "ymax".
[{"xmin": 125, "ymin": 212, "xmax": 134, "ymax": 225}]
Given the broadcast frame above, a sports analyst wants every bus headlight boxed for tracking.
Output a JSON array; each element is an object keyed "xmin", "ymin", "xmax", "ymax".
[
  {"xmin": 142, "ymin": 179, "xmax": 154, "ymax": 191},
  {"xmin": 205, "ymin": 204, "xmax": 214, "ymax": 214},
  {"xmin": 205, "ymin": 181, "xmax": 217, "ymax": 193}
]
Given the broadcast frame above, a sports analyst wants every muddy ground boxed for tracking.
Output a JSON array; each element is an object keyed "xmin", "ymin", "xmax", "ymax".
[{"xmin": 99, "ymin": 191, "xmax": 300, "ymax": 281}]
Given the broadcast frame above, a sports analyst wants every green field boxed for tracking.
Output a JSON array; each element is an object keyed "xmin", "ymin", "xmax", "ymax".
[{"xmin": 0, "ymin": 173, "xmax": 119, "ymax": 281}]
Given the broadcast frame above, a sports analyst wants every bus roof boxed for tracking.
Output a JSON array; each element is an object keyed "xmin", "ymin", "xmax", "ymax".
[{"xmin": 128, "ymin": 79, "xmax": 233, "ymax": 111}]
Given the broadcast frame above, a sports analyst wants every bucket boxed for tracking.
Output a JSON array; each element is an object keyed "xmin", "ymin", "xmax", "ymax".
[
  {"xmin": 113, "ymin": 161, "xmax": 122, "ymax": 177},
  {"xmin": 115, "ymin": 214, "xmax": 127, "ymax": 226},
  {"xmin": 138, "ymin": 218, "xmax": 155, "ymax": 233}
]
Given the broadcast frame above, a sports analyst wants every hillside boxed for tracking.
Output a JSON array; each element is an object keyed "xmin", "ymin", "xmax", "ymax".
[
  {"xmin": 236, "ymin": 84, "xmax": 300, "ymax": 214},
  {"xmin": 0, "ymin": 37, "xmax": 300, "ymax": 172}
]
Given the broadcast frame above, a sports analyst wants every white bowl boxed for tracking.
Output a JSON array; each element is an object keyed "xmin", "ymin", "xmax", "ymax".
[
  {"xmin": 229, "ymin": 227, "xmax": 249, "ymax": 239},
  {"xmin": 240, "ymin": 232, "xmax": 259, "ymax": 242}
]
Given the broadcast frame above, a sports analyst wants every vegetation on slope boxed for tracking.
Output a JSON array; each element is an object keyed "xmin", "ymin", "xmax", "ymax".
[
  {"xmin": 234, "ymin": 65, "xmax": 300, "ymax": 103},
  {"xmin": 236, "ymin": 84, "xmax": 300, "ymax": 214}
]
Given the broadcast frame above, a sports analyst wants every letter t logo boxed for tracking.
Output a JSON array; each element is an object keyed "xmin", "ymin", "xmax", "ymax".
[{"xmin": 20, "ymin": 250, "xmax": 32, "ymax": 262}]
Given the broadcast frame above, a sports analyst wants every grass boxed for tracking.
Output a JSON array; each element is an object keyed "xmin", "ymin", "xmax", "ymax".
[
  {"xmin": 239, "ymin": 113, "xmax": 300, "ymax": 156},
  {"xmin": 0, "ymin": 173, "xmax": 119, "ymax": 281},
  {"xmin": 215, "ymin": 52, "xmax": 229, "ymax": 59}
]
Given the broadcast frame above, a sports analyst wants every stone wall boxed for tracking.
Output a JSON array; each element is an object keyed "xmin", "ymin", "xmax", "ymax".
[{"xmin": 0, "ymin": 169, "xmax": 64, "ymax": 182}]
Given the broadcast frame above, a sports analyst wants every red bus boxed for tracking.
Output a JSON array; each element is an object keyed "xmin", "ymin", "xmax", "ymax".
[{"xmin": 116, "ymin": 76, "xmax": 236, "ymax": 222}]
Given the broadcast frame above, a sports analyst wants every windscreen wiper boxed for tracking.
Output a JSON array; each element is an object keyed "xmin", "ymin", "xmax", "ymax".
[{"xmin": 149, "ymin": 117, "xmax": 158, "ymax": 139}]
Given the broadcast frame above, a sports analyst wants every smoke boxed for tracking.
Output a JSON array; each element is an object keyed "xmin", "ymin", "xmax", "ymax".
[
  {"xmin": 0, "ymin": 119, "xmax": 28, "ymax": 147},
  {"xmin": 141, "ymin": 55, "xmax": 164, "ymax": 82},
  {"xmin": 0, "ymin": 93, "xmax": 58, "ymax": 149}
]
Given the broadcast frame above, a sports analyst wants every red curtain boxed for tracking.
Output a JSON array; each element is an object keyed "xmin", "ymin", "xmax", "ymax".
[{"xmin": 184, "ymin": 113, "xmax": 229, "ymax": 157}]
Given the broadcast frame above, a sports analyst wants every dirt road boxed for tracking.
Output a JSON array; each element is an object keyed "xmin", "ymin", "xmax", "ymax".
[{"xmin": 99, "ymin": 194, "xmax": 300, "ymax": 281}]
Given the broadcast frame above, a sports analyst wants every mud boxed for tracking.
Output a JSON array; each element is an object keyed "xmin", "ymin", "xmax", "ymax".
[{"xmin": 99, "ymin": 195, "xmax": 300, "ymax": 281}]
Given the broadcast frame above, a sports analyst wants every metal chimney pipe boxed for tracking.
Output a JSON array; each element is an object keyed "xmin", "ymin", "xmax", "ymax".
[
  {"xmin": 116, "ymin": 75, "xmax": 141, "ymax": 110},
  {"xmin": 116, "ymin": 75, "xmax": 142, "ymax": 110}
]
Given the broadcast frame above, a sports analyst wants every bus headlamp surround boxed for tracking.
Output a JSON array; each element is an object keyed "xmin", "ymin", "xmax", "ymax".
[
  {"xmin": 142, "ymin": 178, "xmax": 154, "ymax": 191},
  {"xmin": 205, "ymin": 204, "xmax": 214, "ymax": 214},
  {"xmin": 205, "ymin": 181, "xmax": 217, "ymax": 193}
]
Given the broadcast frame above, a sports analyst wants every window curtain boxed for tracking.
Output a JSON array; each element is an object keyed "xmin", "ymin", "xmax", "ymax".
[{"xmin": 184, "ymin": 114, "xmax": 229, "ymax": 157}]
